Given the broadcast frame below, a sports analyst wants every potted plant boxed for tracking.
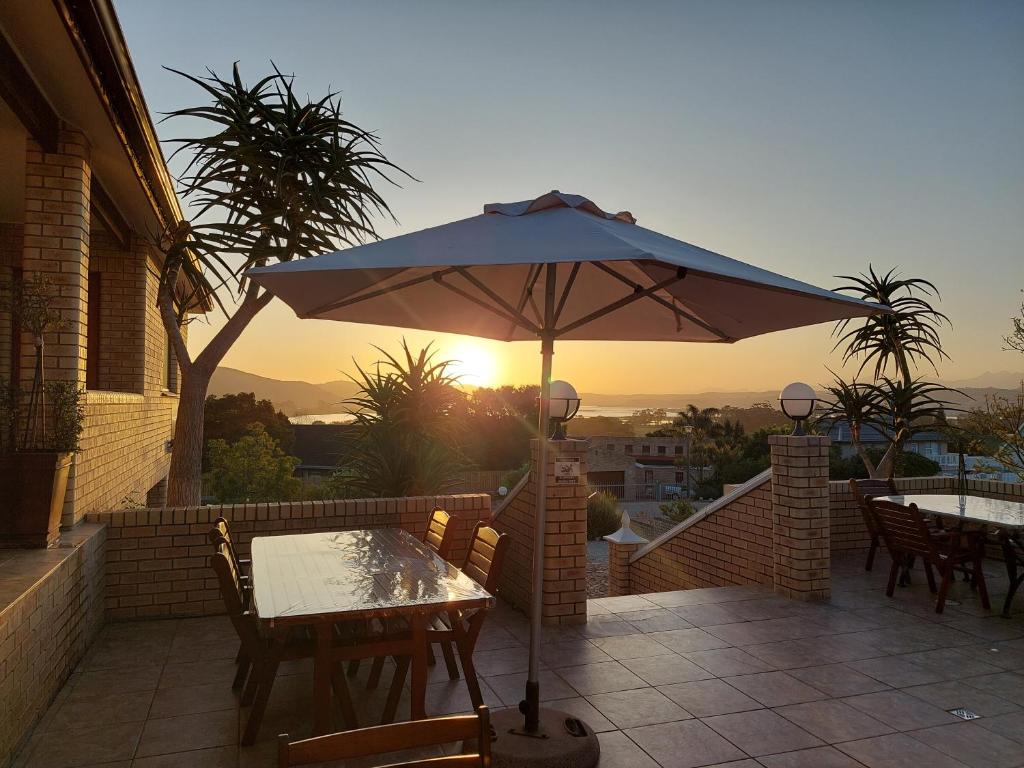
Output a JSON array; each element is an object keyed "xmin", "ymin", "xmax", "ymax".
[{"xmin": 0, "ymin": 274, "xmax": 85, "ymax": 548}]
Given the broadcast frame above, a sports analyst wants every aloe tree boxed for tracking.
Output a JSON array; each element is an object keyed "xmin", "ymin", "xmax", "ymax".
[
  {"xmin": 826, "ymin": 267, "xmax": 953, "ymax": 478},
  {"xmin": 157, "ymin": 64, "xmax": 405, "ymax": 505},
  {"xmin": 329, "ymin": 341, "xmax": 467, "ymax": 498}
]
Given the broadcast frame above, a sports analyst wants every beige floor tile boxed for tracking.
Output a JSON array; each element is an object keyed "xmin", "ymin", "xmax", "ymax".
[
  {"xmin": 590, "ymin": 633, "xmax": 673, "ymax": 660},
  {"xmin": 24, "ymin": 720, "xmax": 143, "ymax": 768},
  {"xmin": 669, "ymin": 603, "xmax": 746, "ymax": 627},
  {"xmin": 657, "ymin": 679, "xmax": 762, "ymax": 718},
  {"xmin": 724, "ymin": 671, "xmax": 827, "ymax": 707},
  {"xmin": 68, "ymin": 666, "xmax": 162, "ymax": 701},
  {"xmin": 758, "ymin": 745, "xmax": 868, "ymax": 767},
  {"xmin": 906, "ymin": 722, "xmax": 1024, "ymax": 768},
  {"xmin": 702, "ymin": 709, "xmax": 822, "ymax": 756},
  {"xmin": 962, "ymin": 671, "xmax": 1024, "ymax": 704},
  {"xmin": 787, "ymin": 663, "xmax": 889, "ymax": 697},
  {"xmin": 586, "ymin": 687, "xmax": 691, "ymax": 729},
  {"xmin": 976, "ymin": 710, "xmax": 1024, "ymax": 744},
  {"xmin": 837, "ymin": 733, "xmax": 970, "ymax": 768},
  {"xmin": 619, "ymin": 608, "xmax": 695, "ymax": 632},
  {"xmin": 136, "ymin": 709, "xmax": 238, "ymax": 758},
  {"xmin": 648, "ymin": 627, "xmax": 731, "ymax": 653},
  {"xmin": 148, "ymin": 681, "xmax": 242, "ymax": 719},
  {"xmin": 621, "ymin": 653, "xmax": 715, "ymax": 686},
  {"xmin": 901, "ymin": 680, "xmax": 1021, "ymax": 718},
  {"xmin": 44, "ymin": 689, "xmax": 154, "ymax": 732},
  {"xmin": 132, "ymin": 745, "xmax": 237, "ymax": 767},
  {"xmin": 625, "ymin": 719, "xmax": 747, "ymax": 768},
  {"xmin": 539, "ymin": 639, "xmax": 614, "ymax": 668},
  {"xmin": 157, "ymin": 658, "xmax": 239, "ymax": 690},
  {"xmin": 847, "ymin": 656, "xmax": 946, "ymax": 688},
  {"xmin": 483, "ymin": 669, "xmax": 573, "ymax": 707},
  {"xmin": 469, "ymin": 647, "xmax": 531, "ymax": 676},
  {"xmin": 841, "ymin": 690, "xmax": 958, "ymax": 731},
  {"xmin": 588, "ymin": 595, "xmax": 659, "ymax": 614},
  {"xmin": 682, "ymin": 647, "xmax": 774, "ymax": 676},
  {"xmin": 774, "ymin": 699, "xmax": 894, "ymax": 743},
  {"xmin": 595, "ymin": 731, "xmax": 659, "ymax": 767},
  {"xmin": 557, "ymin": 660, "xmax": 648, "ymax": 696}
]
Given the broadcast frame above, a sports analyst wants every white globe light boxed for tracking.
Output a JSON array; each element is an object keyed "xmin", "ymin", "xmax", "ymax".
[
  {"xmin": 779, "ymin": 382, "xmax": 817, "ymax": 435},
  {"xmin": 548, "ymin": 380, "xmax": 580, "ymax": 421}
]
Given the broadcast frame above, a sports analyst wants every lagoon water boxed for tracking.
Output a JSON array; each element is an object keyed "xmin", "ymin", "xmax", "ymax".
[{"xmin": 289, "ymin": 404, "xmax": 664, "ymax": 425}]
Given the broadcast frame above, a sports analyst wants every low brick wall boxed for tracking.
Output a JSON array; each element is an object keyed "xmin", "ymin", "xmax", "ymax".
[
  {"xmin": 628, "ymin": 471, "xmax": 775, "ymax": 594},
  {"xmin": 86, "ymin": 494, "xmax": 491, "ymax": 620},
  {"xmin": 0, "ymin": 524, "xmax": 106, "ymax": 766}
]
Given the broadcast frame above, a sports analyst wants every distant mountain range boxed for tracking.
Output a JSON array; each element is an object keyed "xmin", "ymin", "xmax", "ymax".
[{"xmin": 211, "ymin": 366, "xmax": 1023, "ymax": 417}]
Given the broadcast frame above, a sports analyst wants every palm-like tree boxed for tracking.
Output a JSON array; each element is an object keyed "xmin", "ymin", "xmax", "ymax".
[
  {"xmin": 334, "ymin": 341, "xmax": 467, "ymax": 498},
  {"xmin": 157, "ymin": 64, "xmax": 407, "ymax": 504},
  {"xmin": 817, "ymin": 375, "xmax": 884, "ymax": 476},
  {"xmin": 828, "ymin": 267, "xmax": 953, "ymax": 478}
]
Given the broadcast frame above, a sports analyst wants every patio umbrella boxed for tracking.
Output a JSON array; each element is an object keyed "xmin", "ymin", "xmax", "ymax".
[{"xmin": 248, "ymin": 190, "xmax": 884, "ymax": 740}]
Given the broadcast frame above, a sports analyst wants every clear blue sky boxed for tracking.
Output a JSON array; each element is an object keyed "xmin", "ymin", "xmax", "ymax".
[{"xmin": 117, "ymin": 0, "xmax": 1024, "ymax": 393}]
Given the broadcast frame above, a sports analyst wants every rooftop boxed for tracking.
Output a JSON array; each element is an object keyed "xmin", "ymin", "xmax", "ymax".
[{"xmin": 13, "ymin": 552, "xmax": 1024, "ymax": 768}]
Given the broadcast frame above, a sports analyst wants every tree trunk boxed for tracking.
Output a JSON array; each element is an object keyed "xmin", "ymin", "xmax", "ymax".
[{"xmin": 166, "ymin": 365, "xmax": 211, "ymax": 506}]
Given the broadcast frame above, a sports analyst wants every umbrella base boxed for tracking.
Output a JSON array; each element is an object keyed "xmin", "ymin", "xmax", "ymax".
[{"xmin": 486, "ymin": 707, "xmax": 600, "ymax": 768}]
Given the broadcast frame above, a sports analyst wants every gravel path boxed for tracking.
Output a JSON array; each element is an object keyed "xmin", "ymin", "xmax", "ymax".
[{"xmin": 586, "ymin": 540, "xmax": 609, "ymax": 598}]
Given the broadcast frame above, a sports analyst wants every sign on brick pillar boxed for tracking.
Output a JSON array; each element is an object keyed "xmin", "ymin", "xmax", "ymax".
[
  {"xmin": 532, "ymin": 437, "xmax": 589, "ymax": 625},
  {"xmin": 769, "ymin": 434, "xmax": 831, "ymax": 601}
]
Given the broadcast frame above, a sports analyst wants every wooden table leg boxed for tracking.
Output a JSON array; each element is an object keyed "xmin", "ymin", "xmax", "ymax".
[
  {"xmin": 313, "ymin": 623, "xmax": 333, "ymax": 735},
  {"xmin": 410, "ymin": 614, "xmax": 427, "ymax": 720}
]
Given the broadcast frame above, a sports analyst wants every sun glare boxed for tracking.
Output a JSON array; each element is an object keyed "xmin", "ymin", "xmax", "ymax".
[{"xmin": 448, "ymin": 341, "xmax": 499, "ymax": 387}]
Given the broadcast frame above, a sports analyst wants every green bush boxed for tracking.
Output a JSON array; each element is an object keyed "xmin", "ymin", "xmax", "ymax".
[
  {"xmin": 659, "ymin": 498, "xmax": 695, "ymax": 524},
  {"xmin": 587, "ymin": 491, "xmax": 621, "ymax": 540}
]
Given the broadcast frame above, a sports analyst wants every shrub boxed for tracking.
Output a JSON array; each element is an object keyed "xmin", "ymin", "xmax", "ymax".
[
  {"xmin": 587, "ymin": 491, "xmax": 621, "ymax": 539},
  {"xmin": 659, "ymin": 498, "xmax": 695, "ymax": 524}
]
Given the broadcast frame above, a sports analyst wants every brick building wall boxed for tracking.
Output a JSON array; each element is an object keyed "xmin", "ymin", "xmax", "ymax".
[
  {"xmin": 628, "ymin": 473, "xmax": 774, "ymax": 594},
  {"xmin": 87, "ymin": 494, "xmax": 492, "ymax": 620},
  {"xmin": 0, "ymin": 224, "xmax": 20, "ymax": 385},
  {"xmin": 0, "ymin": 524, "xmax": 106, "ymax": 766}
]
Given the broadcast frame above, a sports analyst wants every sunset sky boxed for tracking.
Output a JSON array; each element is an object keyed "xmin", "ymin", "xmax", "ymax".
[{"xmin": 117, "ymin": 1, "xmax": 1023, "ymax": 393}]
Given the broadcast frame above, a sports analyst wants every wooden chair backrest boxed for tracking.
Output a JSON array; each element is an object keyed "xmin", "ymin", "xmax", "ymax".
[
  {"xmin": 209, "ymin": 517, "xmax": 243, "ymax": 569},
  {"xmin": 849, "ymin": 478, "xmax": 898, "ymax": 536},
  {"xmin": 424, "ymin": 509, "xmax": 457, "ymax": 560},
  {"xmin": 868, "ymin": 499, "xmax": 937, "ymax": 560},
  {"xmin": 461, "ymin": 523, "xmax": 508, "ymax": 594},
  {"xmin": 278, "ymin": 705, "xmax": 491, "ymax": 767},
  {"xmin": 210, "ymin": 536, "xmax": 263, "ymax": 655}
]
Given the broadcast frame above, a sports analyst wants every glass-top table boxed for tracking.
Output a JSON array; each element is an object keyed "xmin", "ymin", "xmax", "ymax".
[{"xmin": 877, "ymin": 494, "xmax": 1024, "ymax": 617}]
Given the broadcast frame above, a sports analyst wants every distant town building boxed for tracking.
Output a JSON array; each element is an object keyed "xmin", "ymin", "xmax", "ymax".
[
  {"xmin": 586, "ymin": 435, "xmax": 695, "ymax": 499},
  {"xmin": 818, "ymin": 421, "xmax": 948, "ymax": 461}
]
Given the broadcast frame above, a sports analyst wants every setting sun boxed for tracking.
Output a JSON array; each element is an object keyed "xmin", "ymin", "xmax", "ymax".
[{"xmin": 447, "ymin": 341, "xmax": 500, "ymax": 387}]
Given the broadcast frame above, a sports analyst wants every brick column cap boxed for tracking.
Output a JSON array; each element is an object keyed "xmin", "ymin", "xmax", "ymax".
[{"xmin": 603, "ymin": 512, "xmax": 648, "ymax": 545}]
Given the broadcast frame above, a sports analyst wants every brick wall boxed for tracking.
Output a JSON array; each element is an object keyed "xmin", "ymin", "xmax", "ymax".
[
  {"xmin": 87, "ymin": 494, "xmax": 492, "ymax": 620},
  {"xmin": 0, "ymin": 524, "xmax": 106, "ymax": 766},
  {"xmin": 88, "ymin": 232, "xmax": 146, "ymax": 394},
  {"xmin": 491, "ymin": 439, "xmax": 589, "ymax": 625},
  {"xmin": 0, "ymin": 224, "xmax": 21, "ymax": 384},
  {"xmin": 628, "ymin": 472, "xmax": 774, "ymax": 594}
]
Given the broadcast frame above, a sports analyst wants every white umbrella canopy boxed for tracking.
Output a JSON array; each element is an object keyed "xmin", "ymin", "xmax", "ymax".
[
  {"xmin": 247, "ymin": 190, "xmax": 885, "ymax": 738},
  {"xmin": 248, "ymin": 191, "xmax": 880, "ymax": 343}
]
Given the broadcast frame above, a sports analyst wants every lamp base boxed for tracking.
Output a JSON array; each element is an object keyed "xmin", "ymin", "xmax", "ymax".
[{"xmin": 483, "ymin": 708, "xmax": 600, "ymax": 768}]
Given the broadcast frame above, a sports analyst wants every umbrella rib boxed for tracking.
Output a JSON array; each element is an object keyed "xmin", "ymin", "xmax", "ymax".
[
  {"xmin": 300, "ymin": 268, "xmax": 454, "ymax": 317},
  {"xmin": 453, "ymin": 267, "xmax": 541, "ymax": 333},
  {"xmin": 505, "ymin": 264, "xmax": 543, "ymax": 341},
  {"xmin": 434, "ymin": 273, "xmax": 540, "ymax": 334},
  {"xmin": 591, "ymin": 262, "xmax": 732, "ymax": 341},
  {"xmin": 554, "ymin": 271, "xmax": 689, "ymax": 337},
  {"xmin": 553, "ymin": 262, "xmax": 581, "ymax": 325}
]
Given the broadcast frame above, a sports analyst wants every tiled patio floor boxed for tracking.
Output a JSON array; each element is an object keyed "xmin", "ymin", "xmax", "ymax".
[{"xmin": 15, "ymin": 552, "xmax": 1024, "ymax": 767}]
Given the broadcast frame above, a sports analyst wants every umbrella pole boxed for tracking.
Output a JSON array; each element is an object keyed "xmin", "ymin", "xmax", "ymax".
[{"xmin": 524, "ymin": 332, "xmax": 553, "ymax": 733}]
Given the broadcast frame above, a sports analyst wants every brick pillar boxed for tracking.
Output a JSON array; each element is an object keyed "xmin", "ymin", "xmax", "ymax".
[
  {"xmin": 769, "ymin": 434, "xmax": 831, "ymax": 601},
  {"xmin": 20, "ymin": 129, "xmax": 91, "ymax": 389},
  {"xmin": 535, "ymin": 437, "xmax": 589, "ymax": 625},
  {"xmin": 605, "ymin": 512, "xmax": 648, "ymax": 596}
]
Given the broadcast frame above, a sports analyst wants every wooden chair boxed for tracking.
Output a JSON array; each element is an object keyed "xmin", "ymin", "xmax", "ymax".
[
  {"xmin": 392, "ymin": 523, "xmax": 509, "ymax": 709},
  {"xmin": 278, "ymin": 705, "xmax": 491, "ymax": 767},
  {"xmin": 849, "ymin": 478, "xmax": 898, "ymax": 571},
  {"xmin": 424, "ymin": 509, "xmax": 458, "ymax": 561},
  {"xmin": 209, "ymin": 516, "xmax": 250, "ymax": 575},
  {"xmin": 209, "ymin": 519, "xmax": 257, "ymax": 689},
  {"xmin": 868, "ymin": 499, "xmax": 989, "ymax": 615}
]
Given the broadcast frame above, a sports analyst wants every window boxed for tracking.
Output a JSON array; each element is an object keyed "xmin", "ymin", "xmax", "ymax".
[
  {"xmin": 674, "ymin": 446, "xmax": 684, "ymax": 455},
  {"xmin": 675, "ymin": 471, "xmax": 685, "ymax": 482},
  {"xmin": 641, "ymin": 445, "xmax": 651, "ymax": 455},
  {"xmin": 625, "ymin": 444, "xmax": 633, "ymax": 454},
  {"xmin": 86, "ymin": 271, "xmax": 101, "ymax": 389},
  {"xmin": 163, "ymin": 331, "xmax": 178, "ymax": 392},
  {"xmin": 657, "ymin": 445, "xmax": 666, "ymax": 455}
]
